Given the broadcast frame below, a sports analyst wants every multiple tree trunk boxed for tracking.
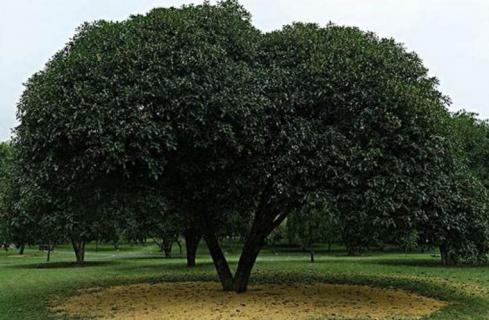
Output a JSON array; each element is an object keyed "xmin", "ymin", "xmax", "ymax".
[
  {"xmin": 67, "ymin": 227, "xmax": 203, "ymax": 266},
  {"xmin": 200, "ymin": 193, "xmax": 289, "ymax": 293},
  {"xmin": 56, "ymin": 223, "xmax": 459, "ymax": 289}
]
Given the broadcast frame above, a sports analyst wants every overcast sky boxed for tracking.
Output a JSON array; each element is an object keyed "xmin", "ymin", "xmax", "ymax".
[{"xmin": 1, "ymin": 0, "xmax": 488, "ymax": 141}]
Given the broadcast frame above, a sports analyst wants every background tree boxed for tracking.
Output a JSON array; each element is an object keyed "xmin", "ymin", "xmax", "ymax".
[
  {"xmin": 0, "ymin": 142, "xmax": 13, "ymax": 251},
  {"xmin": 258, "ymin": 21, "xmax": 467, "ymax": 267},
  {"xmin": 14, "ymin": 29, "xmax": 129, "ymax": 264},
  {"xmin": 287, "ymin": 201, "xmax": 340, "ymax": 260},
  {"xmin": 417, "ymin": 155, "xmax": 489, "ymax": 265},
  {"xmin": 121, "ymin": 192, "xmax": 184, "ymax": 258},
  {"xmin": 0, "ymin": 142, "xmax": 40, "ymax": 255},
  {"xmin": 450, "ymin": 110, "xmax": 489, "ymax": 187}
]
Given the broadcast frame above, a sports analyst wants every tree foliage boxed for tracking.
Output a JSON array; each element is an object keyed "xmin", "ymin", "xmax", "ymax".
[
  {"xmin": 287, "ymin": 201, "xmax": 340, "ymax": 258},
  {"xmin": 450, "ymin": 111, "xmax": 489, "ymax": 187},
  {"xmin": 0, "ymin": 142, "xmax": 13, "ymax": 246},
  {"xmin": 12, "ymin": 0, "xmax": 489, "ymax": 290}
]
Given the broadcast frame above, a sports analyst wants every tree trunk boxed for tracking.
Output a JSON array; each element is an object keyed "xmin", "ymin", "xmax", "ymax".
[
  {"xmin": 72, "ymin": 240, "xmax": 86, "ymax": 265},
  {"xmin": 308, "ymin": 225, "xmax": 314, "ymax": 263},
  {"xmin": 346, "ymin": 242, "xmax": 361, "ymax": 256},
  {"xmin": 199, "ymin": 208, "xmax": 234, "ymax": 291},
  {"xmin": 176, "ymin": 239, "xmax": 182, "ymax": 255},
  {"xmin": 46, "ymin": 246, "xmax": 52, "ymax": 262},
  {"xmin": 18, "ymin": 244, "xmax": 25, "ymax": 255},
  {"xmin": 233, "ymin": 232, "xmax": 266, "ymax": 293},
  {"xmin": 184, "ymin": 227, "xmax": 201, "ymax": 268},
  {"xmin": 439, "ymin": 243, "xmax": 456, "ymax": 266},
  {"xmin": 233, "ymin": 201, "xmax": 289, "ymax": 293},
  {"xmin": 196, "ymin": 182, "xmax": 287, "ymax": 293},
  {"xmin": 202, "ymin": 230, "xmax": 234, "ymax": 291},
  {"xmin": 163, "ymin": 239, "xmax": 173, "ymax": 258},
  {"xmin": 309, "ymin": 247, "xmax": 315, "ymax": 263}
]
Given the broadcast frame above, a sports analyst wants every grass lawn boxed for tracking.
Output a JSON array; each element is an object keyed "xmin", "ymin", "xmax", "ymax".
[{"xmin": 1, "ymin": 242, "xmax": 489, "ymax": 319}]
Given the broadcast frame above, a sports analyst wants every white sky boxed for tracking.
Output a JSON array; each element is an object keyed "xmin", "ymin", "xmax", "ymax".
[{"xmin": 1, "ymin": 0, "xmax": 488, "ymax": 141}]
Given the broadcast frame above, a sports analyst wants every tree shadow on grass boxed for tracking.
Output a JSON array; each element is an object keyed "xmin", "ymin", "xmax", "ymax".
[
  {"xmin": 117, "ymin": 255, "xmax": 186, "ymax": 261},
  {"xmin": 368, "ymin": 258, "xmax": 488, "ymax": 269},
  {"xmin": 10, "ymin": 260, "xmax": 119, "ymax": 269},
  {"xmin": 115, "ymin": 261, "xmax": 216, "ymax": 273}
]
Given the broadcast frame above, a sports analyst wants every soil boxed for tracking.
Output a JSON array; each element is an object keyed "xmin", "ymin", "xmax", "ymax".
[{"xmin": 52, "ymin": 281, "xmax": 446, "ymax": 320}]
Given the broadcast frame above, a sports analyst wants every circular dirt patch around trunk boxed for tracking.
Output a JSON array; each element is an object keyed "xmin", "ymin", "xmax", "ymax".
[{"xmin": 52, "ymin": 281, "xmax": 446, "ymax": 320}]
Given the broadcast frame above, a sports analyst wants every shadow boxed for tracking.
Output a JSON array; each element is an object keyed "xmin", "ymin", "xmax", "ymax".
[
  {"xmin": 11, "ymin": 260, "xmax": 119, "ymax": 269},
  {"xmin": 370, "ymin": 258, "xmax": 488, "ymax": 268},
  {"xmin": 115, "ymin": 261, "xmax": 215, "ymax": 273},
  {"xmin": 117, "ymin": 255, "xmax": 186, "ymax": 261}
]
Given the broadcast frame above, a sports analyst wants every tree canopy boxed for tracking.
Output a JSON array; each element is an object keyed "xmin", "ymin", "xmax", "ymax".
[
  {"xmin": 11, "ymin": 0, "xmax": 489, "ymax": 291},
  {"xmin": 0, "ymin": 142, "xmax": 14, "ymax": 246}
]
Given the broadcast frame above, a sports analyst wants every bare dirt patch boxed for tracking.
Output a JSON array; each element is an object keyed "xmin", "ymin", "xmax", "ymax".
[{"xmin": 52, "ymin": 281, "xmax": 446, "ymax": 320}]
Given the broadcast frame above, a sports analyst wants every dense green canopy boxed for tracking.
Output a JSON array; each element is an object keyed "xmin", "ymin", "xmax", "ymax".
[
  {"xmin": 11, "ymin": 0, "xmax": 489, "ymax": 291},
  {"xmin": 0, "ymin": 142, "xmax": 13, "ymax": 246}
]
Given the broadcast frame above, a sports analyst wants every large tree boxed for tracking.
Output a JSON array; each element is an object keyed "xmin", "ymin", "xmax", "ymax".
[
  {"xmin": 15, "ymin": 1, "xmax": 265, "ymax": 271},
  {"xmin": 15, "ymin": 0, "xmax": 482, "ymax": 291},
  {"xmin": 257, "ymin": 23, "xmax": 463, "ymax": 265}
]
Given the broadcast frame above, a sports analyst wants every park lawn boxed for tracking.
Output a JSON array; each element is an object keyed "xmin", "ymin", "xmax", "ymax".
[{"xmin": 0, "ymin": 243, "xmax": 489, "ymax": 320}]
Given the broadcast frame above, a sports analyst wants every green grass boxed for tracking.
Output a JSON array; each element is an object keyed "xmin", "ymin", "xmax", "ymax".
[{"xmin": 1, "ymin": 242, "xmax": 489, "ymax": 319}]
